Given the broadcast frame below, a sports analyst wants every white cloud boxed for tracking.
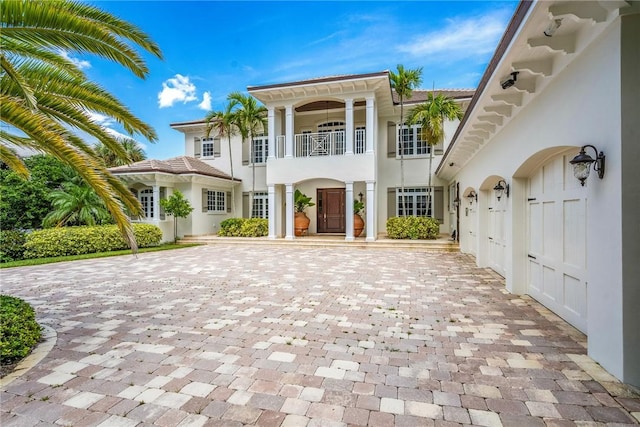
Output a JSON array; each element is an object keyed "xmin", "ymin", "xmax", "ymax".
[
  {"xmin": 60, "ymin": 50, "xmax": 91, "ymax": 69},
  {"xmin": 158, "ymin": 74, "xmax": 198, "ymax": 108},
  {"xmin": 399, "ymin": 10, "xmax": 509, "ymax": 59},
  {"xmin": 198, "ymin": 91, "xmax": 212, "ymax": 111}
]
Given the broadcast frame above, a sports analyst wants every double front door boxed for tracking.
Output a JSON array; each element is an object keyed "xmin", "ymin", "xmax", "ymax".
[{"xmin": 317, "ymin": 188, "xmax": 345, "ymax": 233}]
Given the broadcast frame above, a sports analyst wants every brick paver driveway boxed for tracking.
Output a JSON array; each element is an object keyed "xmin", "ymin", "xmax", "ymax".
[{"xmin": 1, "ymin": 244, "xmax": 638, "ymax": 426}]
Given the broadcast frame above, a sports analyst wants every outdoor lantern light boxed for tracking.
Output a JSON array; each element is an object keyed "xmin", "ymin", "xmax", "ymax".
[
  {"xmin": 467, "ymin": 190, "xmax": 477, "ymax": 204},
  {"xmin": 569, "ymin": 145, "xmax": 605, "ymax": 186},
  {"xmin": 453, "ymin": 197, "xmax": 461, "ymax": 208},
  {"xmin": 493, "ymin": 179, "xmax": 509, "ymax": 201}
]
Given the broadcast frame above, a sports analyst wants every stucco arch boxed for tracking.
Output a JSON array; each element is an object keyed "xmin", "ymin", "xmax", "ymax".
[
  {"xmin": 513, "ymin": 146, "xmax": 578, "ymax": 178},
  {"xmin": 479, "ymin": 174, "xmax": 506, "ymax": 191}
]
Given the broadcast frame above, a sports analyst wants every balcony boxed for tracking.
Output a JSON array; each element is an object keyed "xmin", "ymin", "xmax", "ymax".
[{"xmin": 274, "ymin": 129, "xmax": 365, "ymax": 158}]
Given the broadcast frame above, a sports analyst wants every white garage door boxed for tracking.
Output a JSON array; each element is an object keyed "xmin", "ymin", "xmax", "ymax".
[
  {"xmin": 488, "ymin": 191, "xmax": 507, "ymax": 277},
  {"xmin": 527, "ymin": 154, "xmax": 587, "ymax": 333},
  {"xmin": 467, "ymin": 203, "xmax": 477, "ymax": 255}
]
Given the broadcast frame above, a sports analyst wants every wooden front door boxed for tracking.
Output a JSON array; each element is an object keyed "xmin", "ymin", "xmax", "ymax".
[{"xmin": 317, "ymin": 188, "xmax": 345, "ymax": 233}]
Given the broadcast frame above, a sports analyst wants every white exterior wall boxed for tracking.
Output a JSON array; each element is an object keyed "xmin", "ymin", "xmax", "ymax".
[{"xmin": 453, "ymin": 21, "xmax": 628, "ymax": 381}]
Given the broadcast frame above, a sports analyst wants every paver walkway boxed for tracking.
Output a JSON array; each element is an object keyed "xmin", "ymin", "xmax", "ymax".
[{"xmin": 1, "ymin": 244, "xmax": 638, "ymax": 427}]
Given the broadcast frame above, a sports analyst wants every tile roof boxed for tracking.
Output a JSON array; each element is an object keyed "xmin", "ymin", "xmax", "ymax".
[
  {"xmin": 247, "ymin": 71, "xmax": 390, "ymax": 91},
  {"xmin": 109, "ymin": 156, "xmax": 239, "ymax": 181}
]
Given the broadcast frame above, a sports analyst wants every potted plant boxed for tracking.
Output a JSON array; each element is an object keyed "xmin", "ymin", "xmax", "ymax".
[
  {"xmin": 294, "ymin": 189, "xmax": 315, "ymax": 236},
  {"xmin": 354, "ymin": 199, "xmax": 365, "ymax": 237}
]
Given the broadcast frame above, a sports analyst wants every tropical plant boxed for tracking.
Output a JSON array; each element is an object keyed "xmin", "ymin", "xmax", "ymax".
[
  {"xmin": 159, "ymin": 190, "xmax": 194, "ymax": 243},
  {"xmin": 0, "ymin": 155, "xmax": 70, "ymax": 230},
  {"xmin": 389, "ymin": 65, "xmax": 423, "ymax": 216},
  {"xmin": 0, "ymin": 295, "xmax": 42, "ymax": 364},
  {"xmin": 294, "ymin": 189, "xmax": 315, "ymax": 213},
  {"xmin": 42, "ymin": 181, "xmax": 112, "ymax": 227},
  {"xmin": 205, "ymin": 97, "xmax": 240, "ymax": 214},
  {"xmin": 354, "ymin": 199, "xmax": 365, "ymax": 216},
  {"xmin": 1, "ymin": 0, "xmax": 163, "ymax": 251},
  {"xmin": 408, "ymin": 92, "xmax": 463, "ymax": 217},
  {"xmin": 228, "ymin": 92, "xmax": 267, "ymax": 217},
  {"xmin": 94, "ymin": 138, "xmax": 147, "ymax": 167}
]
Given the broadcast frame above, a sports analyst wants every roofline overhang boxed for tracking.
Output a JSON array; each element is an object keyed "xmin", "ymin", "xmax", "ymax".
[
  {"xmin": 247, "ymin": 71, "xmax": 390, "ymax": 92},
  {"xmin": 436, "ymin": 0, "xmax": 534, "ymax": 176},
  {"xmin": 111, "ymin": 170, "xmax": 241, "ymax": 183}
]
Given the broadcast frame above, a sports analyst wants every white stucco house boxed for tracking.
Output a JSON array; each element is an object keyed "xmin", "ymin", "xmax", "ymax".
[
  {"xmin": 111, "ymin": 0, "xmax": 639, "ymax": 387},
  {"xmin": 111, "ymin": 76, "xmax": 473, "ymax": 242}
]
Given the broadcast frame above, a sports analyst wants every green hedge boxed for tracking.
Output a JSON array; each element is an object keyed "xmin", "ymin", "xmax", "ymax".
[
  {"xmin": 1, "ymin": 295, "xmax": 42, "ymax": 364},
  {"xmin": 0, "ymin": 230, "xmax": 27, "ymax": 263},
  {"xmin": 218, "ymin": 218, "xmax": 268, "ymax": 237},
  {"xmin": 386, "ymin": 216, "xmax": 440, "ymax": 240},
  {"xmin": 23, "ymin": 224, "xmax": 162, "ymax": 259}
]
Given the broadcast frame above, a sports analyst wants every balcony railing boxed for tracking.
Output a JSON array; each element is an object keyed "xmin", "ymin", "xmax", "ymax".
[{"xmin": 274, "ymin": 129, "xmax": 366, "ymax": 158}]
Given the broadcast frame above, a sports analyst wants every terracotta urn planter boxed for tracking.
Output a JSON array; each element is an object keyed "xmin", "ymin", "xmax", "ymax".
[
  {"xmin": 354, "ymin": 214, "xmax": 364, "ymax": 237},
  {"xmin": 295, "ymin": 211, "xmax": 310, "ymax": 236}
]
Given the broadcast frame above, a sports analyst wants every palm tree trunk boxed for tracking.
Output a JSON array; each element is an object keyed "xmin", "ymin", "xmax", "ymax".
[
  {"xmin": 428, "ymin": 149, "xmax": 433, "ymax": 218},
  {"xmin": 250, "ymin": 132, "xmax": 255, "ymax": 218}
]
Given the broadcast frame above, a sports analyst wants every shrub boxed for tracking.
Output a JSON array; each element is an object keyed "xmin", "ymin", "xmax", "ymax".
[
  {"xmin": 1, "ymin": 295, "xmax": 42, "ymax": 364},
  {"xmin": 218, "ymin": 218, "xmax": 268, "ymax": 237},
  {"xmin": 23, "ymin": 224, "xmax": 162, "ymax": 259},
  {"xmin": 386, "ymin": 216, "xmax": 440, "ymax": 240},
  {"xmin": 0, "ymin": 230, "xmax": 27, "ymax": 263}
]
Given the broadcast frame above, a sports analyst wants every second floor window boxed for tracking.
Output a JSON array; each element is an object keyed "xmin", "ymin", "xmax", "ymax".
[
  {"xmin": 252, "ymin": 135, "xmax": 268, "ymax": 164},
  {"xmin": 398, "ymin": 124, "xmax": 429, "ymax": 157}
]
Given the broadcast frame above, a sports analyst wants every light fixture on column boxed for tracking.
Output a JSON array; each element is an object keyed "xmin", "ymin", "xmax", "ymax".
[
  {"xmin": 569, "ymin": 145, "xmax": 605, "ymax": 186},
  {"xmin": 467, "ymin": 190, "xmax": 477, "ymax": 204},
  {"xmin": 493, "ymin": 179, "xmax": 509, "ymax": 201}
]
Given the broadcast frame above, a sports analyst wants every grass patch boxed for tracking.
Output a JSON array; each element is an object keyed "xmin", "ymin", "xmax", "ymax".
[{"xmin": 0, "ymin": 243, "xmax": 202, "ymax": 269}]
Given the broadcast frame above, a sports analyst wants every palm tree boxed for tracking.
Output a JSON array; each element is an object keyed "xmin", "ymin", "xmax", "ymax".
[
  {"xmin": 389, "ymin": 65, "xmax": 423, "ymax": 216},
  {"xmin": 43, "ymin": 181, "xmax": 112, "ymax": 227},
  {"xmin": 95, "ymin": 138, "xmax": 147, "ymax": 167},
  {"xmin": 228, "ymin": 92, "xmax": 267, "ymax": 218},
  {"xmin": 1, "ymin": 0, "xmax": 163, "ymax": 251},
  {"xmin": 204, "ymin": 97, "xmax": 240, "ymax": 214},
  {"xmin": 408, "ymin": 92, "xmax": 463, "ymax": 217}
]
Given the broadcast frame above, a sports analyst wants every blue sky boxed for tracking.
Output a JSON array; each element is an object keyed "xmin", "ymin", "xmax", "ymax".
[{"xmin": 83, "ymin": 1, "xmax": 518, "ymax": 159}]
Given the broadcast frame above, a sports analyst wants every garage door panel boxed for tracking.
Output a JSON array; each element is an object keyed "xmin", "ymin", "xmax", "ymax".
[
  {"xmin": 542, "ymin": 265, "xmax": 558, "ymax": 302},
  {"xmin": 563, "ymin": 199, "xmax": 586, "ymax": 269},
  {"xmin": 529, "ymin": 203, "xmax": 542, "ymax": 255},
  {"xmin": 563, "ymin": 274, "xmax": 587, "ymax": 319},
  {"xmin": 529, "ymin": 261, "xmax": 542, "ymax": 293},
  {"xmin": 543, "ymin": 201, "xmax": 559, "ymax": 259}
]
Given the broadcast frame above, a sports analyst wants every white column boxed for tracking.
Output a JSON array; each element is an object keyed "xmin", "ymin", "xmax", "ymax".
[
  {"xmin": 268, "ymin": 185, "xmax": 276, "ymax": 239},
  {"xmin": 345, "ymin": 99, "xmax": 354, "ymax": 155},
  {"xmin": 285, "ymin": 184, "xmax": 294, "ymax": 239},
  {"xmin": 152, "ymin": 185, "xmax": 160, "ymax": 222},
  {"xmin": 345, "ymin": 182, "xmax": 354, "ymax": 241},
  {"xmin": 267, "ymin": 107, "xmax": 275, "ymax": 159},
  {"xmin": 365, "ymin": 97, "xmax": 375, "ymax": 153},
  {"xmin": 285, "ymin": 105, "xmax": 294, "ymax": 158},
  {"xmin": 365, "ymin": 181, "xmax": 376, "ymax": 241}
]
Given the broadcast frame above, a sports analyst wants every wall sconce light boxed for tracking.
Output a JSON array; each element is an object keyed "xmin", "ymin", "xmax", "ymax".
[
  {"xmin": 467, "ymin": 190, "xmax": 477, "ymax": 204},
  {"xmin": 358, "ymin": 192, "xmax": 363, "ymax": 203},
  {"xmin": 493, "ymin": 179, "xmax": 509, "ymax": 201},
  {"xmin": 453, "ymin": 197, "xmax": 461, "ymax": 208},
  {"xmin": 544, "ymin": 19, "xmax": 562, "ymax": 37},
  {"xmin": 501, "ymin": 71, "xmax": 519, "ymax": 89},
  {"xmin": 569, "ymin": 145, "xmax": 605, "ymax": 186}
]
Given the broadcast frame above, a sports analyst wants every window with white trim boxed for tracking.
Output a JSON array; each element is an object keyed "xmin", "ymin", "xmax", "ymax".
[
  {"xmin": 252, "ymin": 135, "xmax": 268, "ymax": 164},
  {"xmin": 207, "ymin": 190, "xmax": 226, "ymax": 213},
  {"xmin": 397, "ymin": 124, "xmax": 429, "ymax": 157},
  {"xmin": 252, "ymin": 192, "xmax": 268, "ymax": 219},
  {"xmin": 202, "ymin": 138, "xmax": 215, "ymax": 157},
  {"xmin": 140, "ymin": 188, "xmax": 154, "ymax": 219},
  {"xmin": 397, "ymin": 187, "xmax": 430, "ymax": 217}
]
